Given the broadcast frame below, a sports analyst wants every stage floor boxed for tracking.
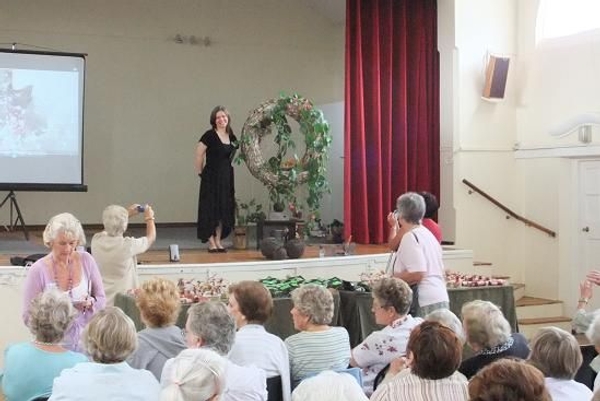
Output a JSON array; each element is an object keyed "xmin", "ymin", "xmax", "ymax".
[{"xmin": 0, "ymin": 229, "xmax": 388, "ymax": 266}]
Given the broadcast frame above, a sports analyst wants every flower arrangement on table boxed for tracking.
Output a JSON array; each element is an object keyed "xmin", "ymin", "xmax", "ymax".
[
  {"xmin": 176, "ymin": 275, "xmax": 229, "ymax": 303},
  {"xmin": 354, "ymin": 270, "xmax": 507, "ymax": 291},
  {"xmin": 445, "ymin": 271, "xmax": 507, "ymax": 288},
  {"xmin": 358, "ymin": 270, "xmax": 390, "ymax": 290}
]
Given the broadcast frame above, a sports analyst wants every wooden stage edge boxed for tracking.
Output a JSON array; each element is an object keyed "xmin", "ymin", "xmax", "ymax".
[{"xmin": 0, "ymin": 243, "xmax": 390, "ymax": 267}]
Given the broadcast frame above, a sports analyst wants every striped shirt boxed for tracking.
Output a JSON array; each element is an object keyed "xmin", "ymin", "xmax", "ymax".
[
  {"xmin": 371, "ymin": 369, "xmax": 468, "ymax": 401},
  {"xmin": 284, "ymin": 327, "xmax": 351, "ymax": 383}
]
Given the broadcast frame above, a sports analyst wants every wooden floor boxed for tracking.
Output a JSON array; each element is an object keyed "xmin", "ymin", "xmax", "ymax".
[{"xmin": 0, "ymin": 229, "xmax": 389, "ymax": 266}]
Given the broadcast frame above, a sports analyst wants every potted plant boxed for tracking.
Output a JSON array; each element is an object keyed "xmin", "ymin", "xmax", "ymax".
[{"xmin": 234, "ymin": 198, "xmax": 266, "ymax": 249}]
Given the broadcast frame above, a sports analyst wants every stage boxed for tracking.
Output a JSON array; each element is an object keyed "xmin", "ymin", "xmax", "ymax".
[{"xmin": 0, "ymin": 225, "xmax": 390, "ymax": 267}]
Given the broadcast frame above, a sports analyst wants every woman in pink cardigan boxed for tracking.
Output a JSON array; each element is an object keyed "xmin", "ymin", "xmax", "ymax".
[{"xmin": 22, "ymin": 212, "xmax": 106, "ymax": 352}]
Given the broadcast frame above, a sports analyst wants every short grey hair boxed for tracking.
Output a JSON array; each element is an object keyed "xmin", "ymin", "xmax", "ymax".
[
  {"xmin": 425, "ymin": 309, "xmax": 466, "ymax": 344},
  {"xmin": 160, "ymin": 348, "xmax": 226, "ymax": 401},
  {"xmin": 291, "ymin": 284, "xmax": 334, "ymax": 325},
  {"xmin": 529, "ymin": 327, "xmax": 582, "ymax": 380},
  {"xmin": 28, "ymin": 288, "xmax": 77, "ymax": 343},
  {"xmin": 396, "ymin": 192, "xmax": 426, "ymax": 224},
  {"xmin": 187, "ymin": 301, "xmax": 235, "ymax": 356},
  {"xmin": 102, "ymin": 205, "xmax": 129, "ymax": 236},
  {"xmin": 372, "ymin": 277, "xmax": 412, "ymax": 316},
  {"xmin": 82, "ymin": 306, "xmax": 137, "ymax": 363},
  {"xmin": 461, "ymin": 300, "xmax": 511, "ymax": 349},
  {"xmin": 587, "ymin": 314, "xmax": 600, "ymax": 348},
  {"xmin": 43, "ymin": 212, "xmax": 86, "ymax": 247}
]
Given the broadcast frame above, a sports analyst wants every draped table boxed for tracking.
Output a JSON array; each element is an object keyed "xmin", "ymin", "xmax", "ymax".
[
  {"xmin": 115, "ymin": 292, "xmax": 340, "ymax": 340},
  {"xmin": 338, "ymin": 285, "xmax": 517, "ymax": 347},
  {"xmin": 115, "ymin": 284, "xmax": 516, "ymax": 347}
]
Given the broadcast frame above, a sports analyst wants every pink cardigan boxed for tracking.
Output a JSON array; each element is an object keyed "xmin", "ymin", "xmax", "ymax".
[{"xmin": 22, "ymin": 251, "xmax": 106, "ymax": 352}]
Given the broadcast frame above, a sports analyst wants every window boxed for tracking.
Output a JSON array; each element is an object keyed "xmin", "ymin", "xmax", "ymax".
[{"xmin": 536, "ymin": 0, "xmax": 600, "ymax": 44}]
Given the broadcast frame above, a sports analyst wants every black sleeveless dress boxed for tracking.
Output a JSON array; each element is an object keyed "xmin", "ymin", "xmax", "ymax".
[{"xmin": 196, "ymin": 129, "xmax": 237, "ymax": 242}]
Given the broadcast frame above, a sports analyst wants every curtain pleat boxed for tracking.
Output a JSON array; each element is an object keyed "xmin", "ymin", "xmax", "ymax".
[{"xmin": 344, "ymin": 0, "xmax": 440, "ymax": 244}]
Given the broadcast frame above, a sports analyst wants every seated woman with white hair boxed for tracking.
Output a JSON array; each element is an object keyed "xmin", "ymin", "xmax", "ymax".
[
  {"xmin": 91, "ymin": 204, "xmax": 156, "ymax": 305},
  {"xmin": 285, "ymin": 284, "xmax": 351, "ymax": 385},
  {"xmin": 424, "ymin": 308, "xmax": 466, "ymax": 344},
  {"xmin": 459, "ymin": 300, "xmax": 529, "ymax": 379},
  {"xmin": 160, "ymin": 348, "xmax": 226, "ymax": 401},
  {"xmin": 528, "ymin": 327, "xmax": 592, "ymax": 401},
  {"xmin": 291, "ymin": 371, "xmax": 368, "ymax": 401},
  {"xmin": 49, "ymin": 307, "xmax": 160, "ymax": 400},
  {"xmin": 163, "ymin": 301, "xmax": 267, "ymax": 401},
  {"xmin": 2, "ymin": 288, "xmax": 87, "ymax": 401}
]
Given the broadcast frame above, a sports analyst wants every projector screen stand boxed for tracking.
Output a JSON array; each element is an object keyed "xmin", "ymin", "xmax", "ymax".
[{"xmin": 0, "ymin": 191, "xmax": 29, "ymax": 240}]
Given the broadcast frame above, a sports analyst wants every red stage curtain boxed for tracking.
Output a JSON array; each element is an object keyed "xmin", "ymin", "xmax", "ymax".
[{"xmin": 344, "ymin": 0, "xmax": 440, "ymax": 244}]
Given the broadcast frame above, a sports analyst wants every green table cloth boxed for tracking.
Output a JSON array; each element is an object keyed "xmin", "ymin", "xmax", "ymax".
[
  {"xmin": 115, "ymin": 284, "xmax": 516, "ymax": 348},
  {"xmin": 114, "ymin": 291, "xmax": 341, "ymax": 340}
]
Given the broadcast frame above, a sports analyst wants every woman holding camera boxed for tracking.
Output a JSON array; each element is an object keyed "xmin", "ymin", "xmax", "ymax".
[
  {"xmin": 91, "ymin": 204, "xmax": 156, "ymax": 305},
  {"xmin": 387, "ymin": 192, "xmax": 448, "ymax": 317}
]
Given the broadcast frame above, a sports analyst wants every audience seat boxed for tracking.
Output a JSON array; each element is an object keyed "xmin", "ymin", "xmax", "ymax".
[{"xmin": 266, "ymin": 375, "xmax": 283, "ymax": 401}]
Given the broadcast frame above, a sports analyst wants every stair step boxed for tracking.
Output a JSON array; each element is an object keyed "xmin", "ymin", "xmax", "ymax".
[
  {"xmin": 512, "ymin": 283, "xmax": 525, "ymax": 301},
  {"xmin": 516, "ymin": 297, "xmax": 564, "ymax": 319},
  {"xmin": 518, "ymin": 316, "xmax": 572, "ymax": 339},
  {"xmin": 516, "ymin": 296, "xmax": 562, "ymax": 307},
  {"xmin": 518, "ymin": 316, "xmax": 571, "ymax": 325}
]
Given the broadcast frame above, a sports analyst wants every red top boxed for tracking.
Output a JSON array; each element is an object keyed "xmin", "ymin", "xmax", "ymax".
[{"xmin": 422, "ymin": 218, "xmax": 442, "ymax": 243}]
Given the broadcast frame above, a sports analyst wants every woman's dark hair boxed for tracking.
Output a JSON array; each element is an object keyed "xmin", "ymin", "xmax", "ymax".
[
  {"xmin": 209, "ymin": 105, "xmax": 233, "ymax": 136},
  {"xmin": 418, "ymin": 191, "xmax": 439, "ymax": 218},
  {"xmin": 228, "ymin": 281, "xmax": 273, "ymax": 324}
]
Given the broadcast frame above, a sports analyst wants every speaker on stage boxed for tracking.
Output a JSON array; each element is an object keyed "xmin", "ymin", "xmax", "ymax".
[
  {"xmin": 482, "ymin": 54, "xmax": 510, "ymax": 100},
  {"xmin": 169, "ymin": 244, "xmax": 180, "ymax": 262}
]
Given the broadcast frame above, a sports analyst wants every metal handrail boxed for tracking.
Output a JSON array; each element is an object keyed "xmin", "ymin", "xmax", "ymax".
[{"xmin": 462, "ymin": 179, "xmax": 556, "ymax": 238}]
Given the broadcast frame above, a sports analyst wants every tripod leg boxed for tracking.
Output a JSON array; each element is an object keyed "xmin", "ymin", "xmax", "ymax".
[{"xmin": 6, "ymin": 192, "xmax": 29, "ymax": 241}]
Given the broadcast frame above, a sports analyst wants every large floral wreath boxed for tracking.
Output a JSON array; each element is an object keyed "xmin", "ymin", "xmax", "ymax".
[{"xmin": 237, "ymin": 94, "xmax": 332, "ymax": 212}]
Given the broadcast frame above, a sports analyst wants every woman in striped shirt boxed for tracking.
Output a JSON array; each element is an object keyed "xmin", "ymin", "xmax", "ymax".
[{"xmin": 284, "ymin": 284, "xmax": 351, "ymax": 386}]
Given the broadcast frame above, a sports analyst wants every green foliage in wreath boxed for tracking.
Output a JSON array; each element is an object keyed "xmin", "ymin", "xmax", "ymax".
[{"xmin": 236, "ymin": 93, "xmax": 332, "ymax": 214}]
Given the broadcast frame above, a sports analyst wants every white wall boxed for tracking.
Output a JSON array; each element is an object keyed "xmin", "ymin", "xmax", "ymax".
[
  {"xmin": 447, "ymin": 0, "xmax": 527, "ymax": 285},
  {"xmin": 515, "ymin": 0, "xmax": 600, "ymax": 306},
  {"xmin": 0, "ymin": 0, "xmax": 345, "ymax": 225},
  {"xmin": 441, "ymin": 0, "xmax": 600, "ymax": 306}
]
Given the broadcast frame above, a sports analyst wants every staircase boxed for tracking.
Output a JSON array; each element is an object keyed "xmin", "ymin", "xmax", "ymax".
[
  {"xmin": 454, "ymin": 260, "xmax": 573, "ymax": 339},
  {"xmin": 514, "ymin": 290, "xmax": 572, "ymax": 339}
]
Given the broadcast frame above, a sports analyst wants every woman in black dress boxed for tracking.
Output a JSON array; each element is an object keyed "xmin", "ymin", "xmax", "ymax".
[{"xmin": 195, "ymin": 106, "xmax": 237, "ymax": 252}]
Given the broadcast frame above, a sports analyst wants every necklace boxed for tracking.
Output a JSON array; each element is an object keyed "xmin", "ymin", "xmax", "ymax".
[
  {"xmin": 32, "ymin": 339, "xmax": 62, "ymax": 347},
  {"xmin": 51, "ymin": 255, "xmax": 74, "ymax": 298}
]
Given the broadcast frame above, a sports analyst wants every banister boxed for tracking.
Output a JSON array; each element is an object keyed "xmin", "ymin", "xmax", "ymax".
[{"xmin": 462, "ymin": 179, "xmax": 556, "ymax": 238}]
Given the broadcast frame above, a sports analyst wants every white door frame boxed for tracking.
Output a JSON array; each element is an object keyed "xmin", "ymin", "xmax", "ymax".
[{"xmin": 560, "ymin": 158, "xmax": 600, "ymax": 315}]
